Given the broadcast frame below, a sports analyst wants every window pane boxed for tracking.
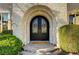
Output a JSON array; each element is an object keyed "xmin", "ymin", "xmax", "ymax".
[
  {"xmin": 2, "ymin": 21, "xmax": 8, "ymax": 30},
  {"xmin": 2, "ymin": 13, "xmax": 9, "ymax": 31},
  {"xmin": 41, "ymin": 18, "xmax": 47, "ymax": 33},
  {"xmin": 2, "ymin": 13, "xmax": 9, "ymax": 21},
  {"xmin": 69, "ymin": 15, "xmax": 74, "ymax": 24},
  {"xmin": 32, "ymin": 18, "xmax": 38, "ymax": 33}
]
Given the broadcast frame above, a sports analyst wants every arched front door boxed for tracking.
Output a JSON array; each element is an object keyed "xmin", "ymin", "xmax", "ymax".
[{"xmin": 30, "ymin": 16, "xmax": 49, "ymax": 41}]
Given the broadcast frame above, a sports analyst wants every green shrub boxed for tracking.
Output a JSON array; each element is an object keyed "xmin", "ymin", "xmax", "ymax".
[
  {"xmin": 59, "ymin": 24, "xmax": 79, "ymax": 53},
  {"xmin": 0, "ymin": 34, "xmax": 22, "ymax": 55},
  {"xmin": 2, "ymin": 30, "xmax": 13, "ymax": 35}
]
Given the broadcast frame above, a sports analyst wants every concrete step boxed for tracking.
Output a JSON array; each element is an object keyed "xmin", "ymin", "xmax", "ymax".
[{"xmin": 19, "ymin": 43, "xmax": 60, "ymax": 55}]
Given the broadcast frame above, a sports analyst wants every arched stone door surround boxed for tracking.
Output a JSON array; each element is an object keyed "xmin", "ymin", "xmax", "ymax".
[{"xmin": 21, "ymin": 5, "xmax": 56, "ymax": 45}]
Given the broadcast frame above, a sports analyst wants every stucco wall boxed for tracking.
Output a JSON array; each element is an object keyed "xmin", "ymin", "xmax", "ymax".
[
  {"xmin": 12, "ymin": 3, "xmax": 68, "ymax": 46},
  {"xmin": 0, "ymin": 3, "xmax": 12, "ymax": 12}
]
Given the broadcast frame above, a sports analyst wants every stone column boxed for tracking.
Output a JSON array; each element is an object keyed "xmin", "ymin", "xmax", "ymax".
[{"xmin": 8, "ymin": 20, "xmax": 12, "ymax": 30}]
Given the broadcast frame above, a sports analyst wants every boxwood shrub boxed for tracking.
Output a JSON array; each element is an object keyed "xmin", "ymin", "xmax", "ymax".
[
  {"xmin": 2, "ymin": 30, "xmax": 13, "ymax": 35},
  {"xmin": 0, "ymin": 34, "xmax": 22, "ymax": 55},
  {"xmin": 59, "ymin": 24, "xmax": 79, "ymax": 53}
]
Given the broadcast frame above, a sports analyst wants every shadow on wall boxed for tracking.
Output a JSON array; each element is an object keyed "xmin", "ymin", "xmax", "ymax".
[
  {"xmin": 52, "ymin": 9, "xmax": 67, "ymax": 44},
  {"xmin": 12, "ymin": 11, "xmax": 22, "ymax": 39},
  {"xmin": 0, "ymin": 3, "xmax": 12, "ymax": 11},
  {"xmin": 12, "ymin": 11, "xmax": 22, "ymax": 27}
]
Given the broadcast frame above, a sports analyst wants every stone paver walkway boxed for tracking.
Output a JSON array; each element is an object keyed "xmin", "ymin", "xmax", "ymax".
[{"xmin": 19, "ymin": 43, "xmax": 60, "ymax": 55}]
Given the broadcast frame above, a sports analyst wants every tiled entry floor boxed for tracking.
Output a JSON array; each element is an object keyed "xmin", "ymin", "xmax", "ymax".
[{"xmin": 19, "ymin": 43, "xmax": 60, "ymax": 55}]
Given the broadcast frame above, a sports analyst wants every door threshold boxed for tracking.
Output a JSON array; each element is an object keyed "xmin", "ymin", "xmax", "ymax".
[{"xmin": 31, "ymin": 41, "xmax": 49, "ymax": 44}]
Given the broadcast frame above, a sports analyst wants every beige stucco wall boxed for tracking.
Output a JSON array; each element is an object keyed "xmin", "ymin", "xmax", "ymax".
[
  {"xmin": 0, "ymin": 3, "xmax": 12, "ymax": 12},
  {"xmin": 12, "ymin": 3, "xmax": 68, "ymax": 47}
]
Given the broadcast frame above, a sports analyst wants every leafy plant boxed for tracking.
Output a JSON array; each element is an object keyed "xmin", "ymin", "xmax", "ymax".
[
  {"xmin": 59, "ymin": 24, "xmax": 79, "ymax": 53},
  {"xmin": 2, "ymin": 30, "xmax": 13, "ymax": 35},
  {"xmin": 0, "ymin": 34, "xmax": 22, "ymax": 55}
]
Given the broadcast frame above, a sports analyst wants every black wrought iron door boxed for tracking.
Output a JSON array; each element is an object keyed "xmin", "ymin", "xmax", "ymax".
[{"xmin": 30, "ymin": 16, "xmax": 49, "ymax": 41}]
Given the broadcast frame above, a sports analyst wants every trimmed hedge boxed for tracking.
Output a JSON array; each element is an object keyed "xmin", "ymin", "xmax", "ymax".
[
  {"xmin": 59, "ymin": 24, "xmax": 79, "ymax": 53},
  {"xmin": 0, "ymin": 34, "xmax": 22, "ymax": 55},
  {"xmin": 2, "ymin": 30, "xmax": 13, "ymax": 35}
]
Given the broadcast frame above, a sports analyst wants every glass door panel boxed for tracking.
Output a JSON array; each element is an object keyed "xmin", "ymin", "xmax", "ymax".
[{"xmin": 31, "ymin": 16, "xmax": 49, "ymax": 41}]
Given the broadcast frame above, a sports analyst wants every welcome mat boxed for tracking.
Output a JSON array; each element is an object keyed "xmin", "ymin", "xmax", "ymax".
[{"xmin": 31, "ymin": 41, "xmax": 49, "ymax": 44}]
